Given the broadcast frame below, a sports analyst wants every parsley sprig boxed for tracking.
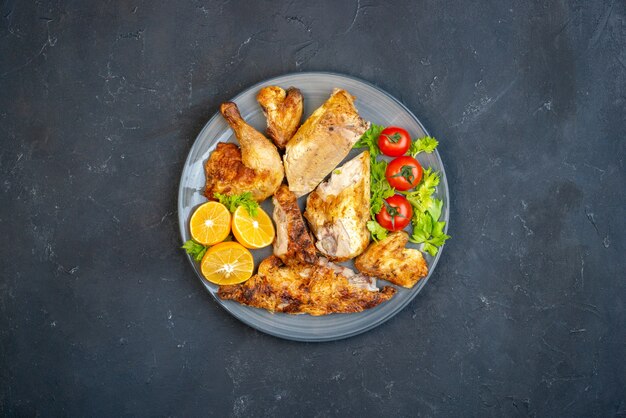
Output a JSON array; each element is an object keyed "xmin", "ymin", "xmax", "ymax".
[
  {"xmin": 353, "ymin": 124, "xmax": 385, "ymax": 159},
  {"xmin": 403, "ymin": 168, "xmax": 450, "ymax": 256},
  {"xmin": 182, "ymin": 239, "xmax": 208, "ymax": 261},
  {"xmin": 366, "ymin": 220, "xmax": 389, "ymax": 241},
  {"xmin": 409, "ymin": 136, "xmax": 439, "ymax": 156},
  {"xmin": 370, "ymin": 159, "xmax": 395, "ymax": 219},
  {"xmin": 214, "ymin": 192, "xmax": 259, "ymax": 216}
]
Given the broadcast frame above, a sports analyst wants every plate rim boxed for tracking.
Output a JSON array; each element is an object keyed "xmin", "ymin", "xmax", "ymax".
[{"xmin": 177, "ymin": 71, "xmax": 450, "ymax": 342}]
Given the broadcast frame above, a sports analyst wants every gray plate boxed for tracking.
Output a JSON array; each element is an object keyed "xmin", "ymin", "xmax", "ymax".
[{"xmin": 178, "ymin": 72, "xmax": 449, "ymax": 342}]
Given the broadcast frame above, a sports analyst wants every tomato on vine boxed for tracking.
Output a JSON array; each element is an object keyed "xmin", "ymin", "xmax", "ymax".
[
  {"xmin": 385, "ymin": 156, "xmax": 423, "ymax": 191},
  {"xmin": 375, "ymin": 194, "xmax": 413, "ymax": 231},
  {"xmin": 377, "ymin": 126, "xmax": 411, "ymax": 157}
]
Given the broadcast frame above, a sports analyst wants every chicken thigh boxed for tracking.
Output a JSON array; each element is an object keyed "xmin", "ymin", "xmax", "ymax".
[{"xmin": 204, "ymin": 102, "xmax": 284, "ymax": 202}]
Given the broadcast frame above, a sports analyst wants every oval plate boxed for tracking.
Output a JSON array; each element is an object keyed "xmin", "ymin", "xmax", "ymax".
[{"xmin": 178, "ymin": 72, "xmax": 449, "ymax": 342}]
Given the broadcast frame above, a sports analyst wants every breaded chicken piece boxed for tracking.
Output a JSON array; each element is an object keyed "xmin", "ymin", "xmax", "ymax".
[
  {"xmin": 272, "ymin": 185, "xmax": 317, "ymax": 265},
  {"xmin": 304, "ymin": 151, "xmax": 370, "ymax": 262},
  {"xmin": 204, "ymin": 102, "xmax": 284, "ymax": 202},
  {"xmin": 257, "ymin": 86, "xmax": 303, "ymax": 149},
  {"xmin": 218, "ymin": 256, "xmax": 395, "ymax": 316},
  {"xmin": 355, "ymin": 231, "xmax": 429, "ymax": 288},
  {"xmin": 284, "ymin": 89, "xmax": 369, "ymax": 197}
]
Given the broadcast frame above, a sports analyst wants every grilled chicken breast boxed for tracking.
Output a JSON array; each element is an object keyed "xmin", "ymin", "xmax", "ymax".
[
  {"xmin": 355, "ymin": 231, "xmax": 429, "ymax": 288},
  {"xmin": 304, "ymin": 151, "xmax": 370, "ymax": 262},
  {"xmin": 283, "ymin": 89, "xmax": 369, "ymax": 197},
  {"xmin": 272, "ymin": 185, "xmax": 317, "ymax": 265},
  {"xmin": 257, "ymin": 86, "xmax": 303, "ymax": 149},
  {"xmin": 204, "ymin": 102, "xmax": 284, "ymax": 202},
  {"xmin": 218, "ymin": 256, "xmax": 395, "ymax": 315}
]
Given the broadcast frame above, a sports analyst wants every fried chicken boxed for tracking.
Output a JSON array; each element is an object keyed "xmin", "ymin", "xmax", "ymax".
[
  {"xmin": 204, "ymin": 102, "xmax": 284, "ymax": 202},
  {"xmin": 257, "ymin": 86, "xmax": 303, "ymax": 149},
  {"xmin": 218, "ymin": 256, "xmax": 396, "ymax": 315},
  {"xmin": 283, "ymin": 88, "xmax": 370, "ymax": 197},
  {"xmin": 304, "ymin": 151, "xmax": 370, "ymax": 262},
  {"xmin": 355, "ymin": 231, "xmax": 429, "ymax": 288},
  {"xmin": 272, "ymin": 185, "xmax": 317, "ymax": 265}
]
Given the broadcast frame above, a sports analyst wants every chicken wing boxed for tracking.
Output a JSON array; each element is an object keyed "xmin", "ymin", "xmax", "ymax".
[
  {"xmin": 283, "ymin": 89, "xmax": 369, "ymax": 197},
  {"xmin": 204, "ymin": 102, "xmax": 284, "ymax": 202},
  {"xmin": 257, "ymin": 86, "xmax": 303, "ymax": 149},
  {"xmin": 218, "ymin": 256, "xmax": 395, "ymax": 315},
  {"xmin": 272, "ymin": 185, "xmax": 317, "ymax": 265},
  {"xmin": 355, "ymin": 231, "xmax": 429, "ymax": 288},
  {"xmin": 304, "ymin": 151, "xmax": 370, "ymax": 262}
]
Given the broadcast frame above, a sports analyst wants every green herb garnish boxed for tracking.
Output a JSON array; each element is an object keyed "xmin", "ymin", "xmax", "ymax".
[
  {"xmin": 356, "ymin": 125, "xmax": 450, "ymax": 253},
  {"xmin": 404, "ymin": 168, "xmax": 450, "ymax": 255},
  {"xmin": 214, "ymin": 192, "xmax": 259, "ymax": 217},
  {"xmin": 370, "ymin": 159, "xmax": 395, "ymax": 218},
  {"xmin": 409, "ymin": 136, "xmax": 439, "ymax": 156},
  {"xmin": 366, "ymin": 220, "xmax": 388, "ymax": 241},
  {"xmin": 182, "ymin": 239, "xmax": 208, "ymax": 261},
  {"xmin": 353, "ymin": 124, "xmax": 385, "ymax": 159}
]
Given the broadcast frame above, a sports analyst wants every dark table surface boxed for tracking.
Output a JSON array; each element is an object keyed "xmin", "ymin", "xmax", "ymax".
[{"xmin": 1, "ymin": 0, "xmax": 625, "ymax": 416}]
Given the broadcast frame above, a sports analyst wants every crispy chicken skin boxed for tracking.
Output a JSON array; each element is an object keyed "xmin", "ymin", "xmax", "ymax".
[
  {"xmin": 257, "ymin": 86, "xmax": 303, "ymax": 149},
  {"xmin": 204, "ymin": 102, "xmax": 284, "ymax": 202},
  {"xmin": 284, "ymin": 89, "xmax": 370, "ymax": 197},
  {"xmin": 218, "ymin": 256, "xmax": 396, "ymax": 315},
  {"xmin": 272, "ymin": 185, "xmax": 317, "ymax": 265},
  {"xmin": 203, "ymin": 143, "xmax": 256, "ymax": 198},
  {"xmin": 304, "ymin": 151, "xmax": 370, "ymax": 262},
  {"xmin": 355, "ymin": 231, "xmax": 429, "ymax": 288}
]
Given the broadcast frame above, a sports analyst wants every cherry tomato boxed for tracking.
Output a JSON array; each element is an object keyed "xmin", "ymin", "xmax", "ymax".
[
  {"xmin": 378, "ymin": 126, "xmax": 411, "ymax": 157},
  {"xmin": 385, "ymin": 156, "xmax": 423, "ymax": 191},
  {"xmin": 375, "ymin": 194, "xmax": 413, "ymax": 231}
]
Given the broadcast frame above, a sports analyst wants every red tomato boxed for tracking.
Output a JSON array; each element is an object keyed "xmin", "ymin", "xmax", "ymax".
[
  {"xmin": 385, "ymin": 156, "xmax": 423, "ymax": 191},
  {"xmin": 375, "ymin": 194, "xmax": 413, "ymax": 231},
  {"xmin": 378, "ymin": 126, "xmax": 411, "ymax": 157}
]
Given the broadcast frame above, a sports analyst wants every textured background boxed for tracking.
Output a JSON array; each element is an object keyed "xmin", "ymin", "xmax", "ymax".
[{"xmin": 1, "ymin": 0, "xmax": 625, "ymax": 416}]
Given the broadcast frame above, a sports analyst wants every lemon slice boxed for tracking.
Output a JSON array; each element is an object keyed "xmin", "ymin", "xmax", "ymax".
[
  {"xmin": 189, "ymin": 201, "xmax": 231, "ymax": 246},
  {"xmin": 200, "ymin": 241, "xmax": 254, "ymax": 285},
  {"xmin": 231, "ymin": 206, "xmax": 275, "ymax": 249}
]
